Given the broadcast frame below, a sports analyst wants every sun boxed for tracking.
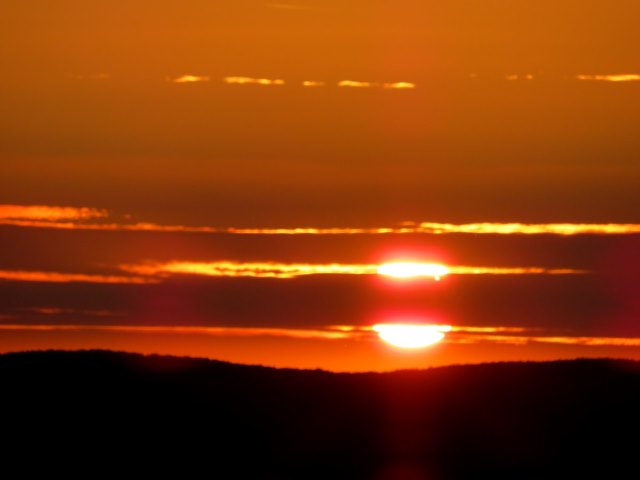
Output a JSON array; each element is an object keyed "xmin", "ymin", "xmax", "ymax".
[
  {"xmin": 373, "ymin": 324, "xmax": 452, "ymax": 349},
  {"xmin": 377, "ymin": 262, "xmax": 449, "ymax": 280}
]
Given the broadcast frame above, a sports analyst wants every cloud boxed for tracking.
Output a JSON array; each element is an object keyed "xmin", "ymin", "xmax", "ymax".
[
  {"xmin": 302, "ymin": 80, "xmax": 325, "ymax": 87},
  {"xmin": 2, "ymin": 206, "xmax": 639, "ymax": 237},
  {"xmin": 0, "ymin": 323, "xmax": 637, "ymax": 348},
  {"xmin": 118, "ymin": 261, "xmax": 585, "ymax": 280},
  {"xmin": 415, "ymin": 222, "xmax": 640, "ymax": 235},
  {"xmin": 383, "ymin": 82, "xmax": 416, "ymax": 89},
  {"xmin": 226, "ymin": 223, "xmax": 640, "ymax": 235},
  {"xmin": 505, "ymin": 74, "xmax": 534, "ymax": 81},
  {"xmin": 447, "ymin": 266, "xmax": 586, "ymax": 275},
  {"xmin": 0, "ymin": 324, "xmax": 353, "ymax": 340},
  {"xmin": 337, "ymin": 80, "xmax": 416, "ymax": 89},
  {"xmin": 449, "ymin": 333, "xmax": 640, "ymax": 347},
  {"xmin": 0, "ymin": 270, "xmax": 156, "ymax": 284},
  {"xmin": 121, "ymin": 261, "xmax": 379, "ymax": 279},
  {"xmin": 168, "ymin": 75, "xmax": 210, "ymax": 83},
  {"xmin": 338, "ymin": 80, "xmax": 376, "ymax": 88},
  {"xmin": 224, "ymin": 76, "xmax": 285, "ymax": 86},
  {"xmin": 0, "ymin": 205, "xmax": 107, "ymax": 222},
  {"xmin": 0, "ymin": 262, "xmax": 589, "ymax": 287},
  {"xmin": 576, "ymin": 74, "xmax": 640, "ymax": 82}
]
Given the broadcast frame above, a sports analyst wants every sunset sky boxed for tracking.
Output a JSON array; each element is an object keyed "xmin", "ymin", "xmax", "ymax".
[{"xmin": 1, "ymin": 0, "xmax": 639, "ymax": 371}]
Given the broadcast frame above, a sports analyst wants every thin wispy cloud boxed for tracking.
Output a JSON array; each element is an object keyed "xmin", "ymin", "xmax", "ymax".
[
  {"xmin": 337, "ymin": 80, "xmax": 416, "ymax": 89},
  {"xmin": 119, "ymin": 261, "xmax": 586, "ymax": 280},
  {"xmin": 448, "ymin": 266, "xmax": 585, "ymax": 275},
  {"xmin": 0, "ymin": 261, "xmax": 587, "ymax": 287},
  {"xmin": 450, "ymin": 333, "xmax": 640, "ymax": 347},
  {"xmin": 0, "ymin": 324, "xmax": 352, "ymax": 340},
  {"xmin": 333, "ymin": 325, "xmax": 640, "ymax": 347},
  {"xmin": 122, "ymin": 261, "xmax": 379, "ymax": 279},
  {"xmin": 338, "ymin": 80, "xmax": 376, "ymax": 88},
  {"xmin": 225, "ymin": 222, "xmax": 640, "ymax": 235},
  {"xmin": 0, "ymin": 324, "xmax": 638, "ymax": 348},
  {"xmin": 57, "ymin": 72, "xmax": 424, "ymax": 90},
  {"xmin": 415, "ymin": 222, "xmax": 640, "ymax": 235},
  {"xmin": 3, "ymin": 206, "xmax": 640, "ymax": 236},
  {"xmin": 4, "ymin": 219, "xmax": 640, "ymax": 236},
  {"xmin": 0, "ymin": 270, "xmax": 155, "ymax": 285},
  {"xmin": 576, "ymin": 74, "xmax": 640, "ymax": 82},
  {"xmin": 224, "ymin": 76, "xmax": 285, "ymax": 86},
  {"xmin": 302, "ymin": 80, "xmax": 326, "ymax": 87},
  {"xmin": 57, "ymin": 73, "xmax": 640, "ymax": 86},
  {"xmin": 0, "ymin": 205, "xmax": 107, "ymax": 222},
  {"xmin": 383, "ymin": 82, "xmax": 416, "ymax": 89},
  {"xmin": 168, "ymin": 75, "xmax": 210, "ymax": 83},
  {"xmin": 505, "ymin": 74, "xmax": 534, "ymax": 81}
]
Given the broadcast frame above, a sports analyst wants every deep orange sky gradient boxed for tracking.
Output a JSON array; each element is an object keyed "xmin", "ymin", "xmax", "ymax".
[{"xmin": 1, "ymin": 1, "xmax": 639, "ymax": 370}]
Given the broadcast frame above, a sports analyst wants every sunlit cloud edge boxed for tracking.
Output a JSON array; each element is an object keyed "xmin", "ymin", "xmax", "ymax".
[
  {"xmin": 0, "ymin": 324, "xmax": 637, "ymax": 348},
  {"xmin": 4, "ymin": 214, "xmax": 640, "ymax": 237}
]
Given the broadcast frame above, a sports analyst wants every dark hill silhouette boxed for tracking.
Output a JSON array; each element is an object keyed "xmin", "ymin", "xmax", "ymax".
[{"xmin": 1, "ymin": 350, "xmax": 639, "ymax": 479}]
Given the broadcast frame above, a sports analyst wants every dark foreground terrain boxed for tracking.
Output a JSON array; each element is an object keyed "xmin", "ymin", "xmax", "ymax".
[{"xmin": 1, "ymin": 351, "xmax": 638, "ymax": 479}]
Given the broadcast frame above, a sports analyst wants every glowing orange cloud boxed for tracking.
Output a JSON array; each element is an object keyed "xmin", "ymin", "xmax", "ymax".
[
  {"xmin": 416, "ymin": 222, "xmax": 640, "ymax": 235},
  {"xmin": 121, "ymin": 261, "xmax": 379, "ymax": 279},
  {"xmin": 447, "ymin": 266, "xmax": 586, "ymax": 275},
  {"xmin": 0, "ymin": 219, "xmax": 223, "ymax": 232},
  {"xmin": 6, "ymin": 220, "xmax": 637, "ymax": 237},
  {"xmin": 383, "ymin": 82, "xmax": 416, "ymax": 89},
  {"xmin": 356, "ymin": 325, "xmax": 640, "ymax": 348},
  {"xmin": 224, "ymin": 76, "xmax": 285, "ymax": 86},
  {"xmin": 0, "ymin": 270, "xmax": 155, "ymax": 284},
  {"xmin": 225, "ymin": 227, "xmax": 401, "ymax": 234},
  {"xmin": 337, "ymin": 80, "xmax": 416, "ymax": 89},
  {"xmin": 119, "ymin": 261, "xmax": 586, "ymax": 280},
  {"xmin": 0, "ymin": 324, "xmax": 354, "ymax": 340},
  {"xmin": 0, "ymin": 324, "xmax": 636, "ymax": 349},
  {"xmin": 168, "ymin": 75, "xmax": 210, "ymax": 83},
  {"xmin": 576, "ymin": 74, "xmax": 640, "ymax": 82},
  {"xmin": 227, "ymin": 223, "xmax": 640, "ymax": 235},
  {"xmin": 302, "ymin": 81, "xmax": 325, "ymax": 87},
  {"xmin": 0, "ymin": 205, "xmax": 107, "ymax": 222},
  {"xmin": 505, "ymin": 74, "xmax": 534, "ymax": 81},
  {"xmin": 3, "ymin": 207, "xmax": 640, "ymax": 237},
  {"xmin": 450, "ymin": 326, "xmax": 531, "ymax": 334},
  {"xmin": 447, "ymin": 333, "xmax": 640, "ymax": 347},
  {"xmin": 337, "ymin": 80, "xmax": 375, "ymax": 88}
]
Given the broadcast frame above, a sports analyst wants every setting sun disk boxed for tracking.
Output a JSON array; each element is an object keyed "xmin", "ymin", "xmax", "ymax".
[
  {"xmin": 373, "ymin": 324, "xmax": 452, "ymax": 348},
  {"xmin": 377, "ymin": 262, "xmax": 449, "ymax": 280}
]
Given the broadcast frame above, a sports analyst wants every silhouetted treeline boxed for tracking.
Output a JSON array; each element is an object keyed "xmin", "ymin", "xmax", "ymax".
[{"xmin": 1, "ymin": 350, "xmax": 638, "ymax": 479}]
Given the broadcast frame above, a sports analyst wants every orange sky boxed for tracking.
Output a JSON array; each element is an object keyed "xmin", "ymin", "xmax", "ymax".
[{"xmin": 1, "ymin": 1, "xmax": 639, "ymax": 370}]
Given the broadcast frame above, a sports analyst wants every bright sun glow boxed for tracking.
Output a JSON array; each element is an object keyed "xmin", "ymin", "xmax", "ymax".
[
  {"xmin": 373, "ymin": 324, "xmax": 452, "ymax": 348},
  {"xmin": 377, "ymin": 262, "xmax": 449, "ymax": 280}
]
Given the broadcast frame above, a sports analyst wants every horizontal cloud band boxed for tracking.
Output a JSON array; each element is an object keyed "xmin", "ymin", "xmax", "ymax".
[
  {"xmin": 2, "ymin": 205, "xmax": 640, "ymax": 236},
  {"xmin": 3, "ymin": 219, "xmax": 640, "ymax": 237},
  {"xmin": 120, "ymin": 261, "xmax": 587, "ymax": 280},
  {"xmin": 0, "ymin": 324, "xmax": 637, "ymax": 348},
  {"xmin": 0, "ymin": 261, "xmax": 586, "ymax": 285}
]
